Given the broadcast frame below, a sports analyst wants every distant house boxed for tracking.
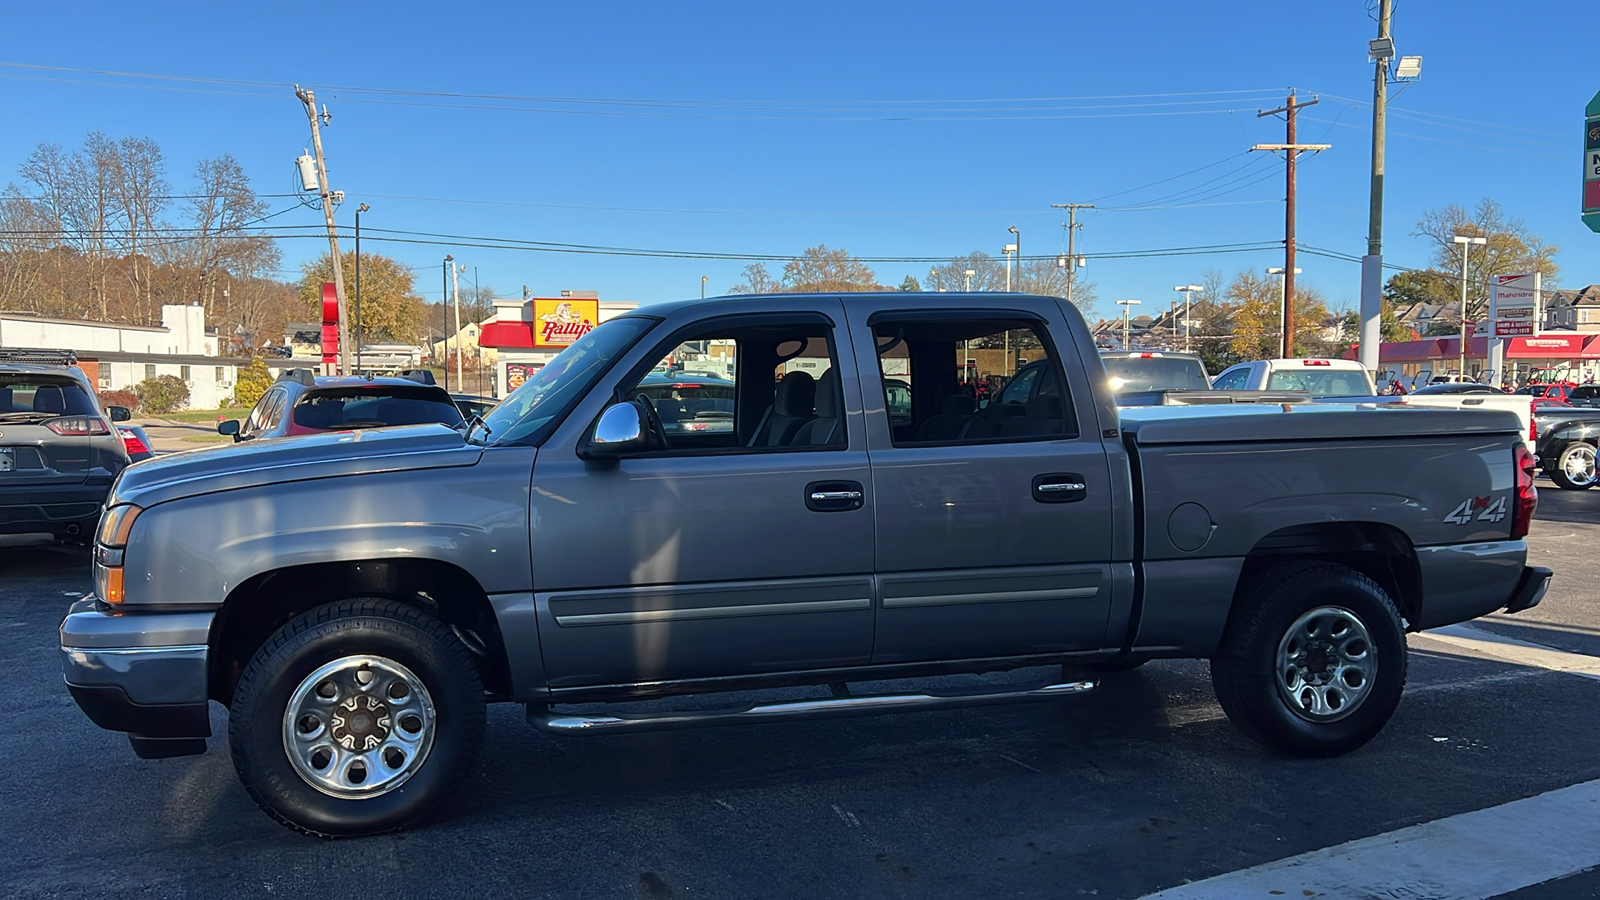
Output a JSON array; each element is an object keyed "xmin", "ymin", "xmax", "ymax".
[{"xmin": 1544, "ymin": 284, "xmax": 1600, "ymax": 332}]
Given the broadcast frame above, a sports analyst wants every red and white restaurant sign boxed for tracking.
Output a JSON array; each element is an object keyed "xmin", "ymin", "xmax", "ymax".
[{"xmin": 1491, "ymin": 272, "xmax": 1540, "ymax": 339}]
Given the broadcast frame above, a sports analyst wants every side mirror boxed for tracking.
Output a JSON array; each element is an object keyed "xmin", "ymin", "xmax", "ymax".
[
  {"xmin": 106, "ymin": 406, "xmax": 131, "ymax": 422},
  {"xmin": 580, "ymin": 401, "xmax": 650, "ymax": 460},
  {"xmin": 217, "ymin": 419, "xmax": 241, "ymax": 437}
]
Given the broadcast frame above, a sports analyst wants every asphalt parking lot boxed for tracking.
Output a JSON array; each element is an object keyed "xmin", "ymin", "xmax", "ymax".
[{"xmin": 4, "ymin": 486, "xmax": 1600, "ymax": 899}]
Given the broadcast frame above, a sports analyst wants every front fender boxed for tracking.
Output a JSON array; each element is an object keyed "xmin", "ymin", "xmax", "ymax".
[{"xmin": 122, "ymin": 446, "xmax": 536, "ymax": 607}]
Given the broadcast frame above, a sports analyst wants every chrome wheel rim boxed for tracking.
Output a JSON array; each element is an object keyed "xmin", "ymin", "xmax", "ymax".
[
  {"xmin": 1562, "ymin": 445, "xmax": 1597, "ymax": 487},
  {"xmin": 283, "ymin": 655, "xmax": 436, "ymax": 798},
  {"xmin": 1275, "ymin": 606, "xmax": 1375, "ymax": 723}
]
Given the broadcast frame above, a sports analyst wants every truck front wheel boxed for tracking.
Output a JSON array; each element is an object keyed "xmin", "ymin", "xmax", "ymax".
[
  {"xmin": 1210, "ymin": 563, "xmax": 1406, "ymax": 758},
  {"xmin": 228, "ymin": 598, "xmax": 486, "ymax": 837}
]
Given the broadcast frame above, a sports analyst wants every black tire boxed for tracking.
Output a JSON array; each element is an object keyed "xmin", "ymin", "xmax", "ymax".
[
  {"xmin": 1548, "ymin": 442, "xmax": 1597, "ymax": 491},
  {"xmin": 1210, "ymin": 563, "xmax": 1407, "ymax": 758},
  {"xmin": 228, "ymin": 598, "xmax": 486, "ymax": 837}
]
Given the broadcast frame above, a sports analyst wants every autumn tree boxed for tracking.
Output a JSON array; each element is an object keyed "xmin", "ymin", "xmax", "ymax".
[
  {"xmin": 1415, "ymin": 199, "xmax": 1559, "ymax": 320},
  {"xmin": 1224, "ymin": 269, "xmax": 1333, "ymax": 361},
  {"xmin": 925, "ymin": 251, "xmax": 1097, "ymax": 316},
  {"xmin": 898, "ymin": 275, "xmax": 921, "ymax": 292},
  {"xmin": 728, "ymin": 245, "xmax": 881, "ymax": 293},
  {"xmin": 298, "ymin": 251, "xmax": 424, "ymax": 344}
]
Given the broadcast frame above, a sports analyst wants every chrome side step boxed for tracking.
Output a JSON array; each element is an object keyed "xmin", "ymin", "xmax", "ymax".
[{"xmin": 529, "ymin": 679, "xmax": 1096, "ymax": 735}]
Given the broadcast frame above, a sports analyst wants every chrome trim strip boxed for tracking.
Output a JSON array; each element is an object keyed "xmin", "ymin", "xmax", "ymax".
[
  {"xmin": 556, "ymin": 597, "xmax": 870, "ymax": 627},
  {"xmin": 881, "ymin": 585, "xmax": 1100, "ymax": 609},
  {"xmin": 65, "ymin": 644, "xmax": 208, "ymax": 656},
  {"xmin": 1037, "ymin": 482, "xmax": 1086, "ymax": 492}
]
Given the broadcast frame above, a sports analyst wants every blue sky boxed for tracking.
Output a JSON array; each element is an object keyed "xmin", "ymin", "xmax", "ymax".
[{"xmin": 0, "ymin": 0, "xmax": 1593, "ymax": 319}]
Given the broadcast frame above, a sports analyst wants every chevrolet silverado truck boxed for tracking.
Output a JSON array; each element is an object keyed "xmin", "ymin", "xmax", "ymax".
[{"xmin": 62, "ymin": 292, "xmax": 1552, "ymax": 837}]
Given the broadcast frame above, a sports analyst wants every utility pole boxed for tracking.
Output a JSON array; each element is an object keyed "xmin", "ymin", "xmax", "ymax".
[
  {"xmin": 1252, "ymin": 92, "xmax": 1329, "ymax": 358},
  {"xmin": 1050, "ymin": 203, "xmax": 1095, "ymax": 307},
  {"xmin": 1360, "ymin": 0, "xmax": 1393, "ymax": 372},
  {"xmin": 354, "ymin": 203, "xmax": 368, "ymax": 373},
  {"xmin": 451, "ymin": 260, "xmax": 464, "ymax": 390},
  {"xmin": 295, "ymin": 85, "xmax": 350, "ymax": 375}
]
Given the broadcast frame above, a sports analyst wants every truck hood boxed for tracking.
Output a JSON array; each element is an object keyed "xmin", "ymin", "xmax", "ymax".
[
  {"xmin": 108, "ymin": 424, "xmax": 483, "ymax": 509},
  {"xmin": 1119, "ymin": 401, "xmax": 1522, "ymax": 445}
]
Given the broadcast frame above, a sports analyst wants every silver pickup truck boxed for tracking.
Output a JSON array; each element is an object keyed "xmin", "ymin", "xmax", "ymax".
[{"xmin": 61, "ymin": 292, "xmax": 1551, "ymax": 837}]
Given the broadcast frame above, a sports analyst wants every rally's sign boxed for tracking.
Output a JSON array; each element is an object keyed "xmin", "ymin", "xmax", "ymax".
[{"xmin": 532, "ymin": 299, "xmax": 598, "ymax": 348}]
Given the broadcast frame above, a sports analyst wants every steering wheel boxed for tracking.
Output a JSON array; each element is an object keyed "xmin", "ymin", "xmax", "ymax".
[{"xmin": 634, "ymin": 393, "xmax": 670, "ymax": 450}]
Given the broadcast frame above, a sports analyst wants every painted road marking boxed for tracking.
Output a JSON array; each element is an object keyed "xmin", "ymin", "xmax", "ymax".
[
  {"xmin": 1139, "ymin": 778, "xmax": 1600, "ymax": 900},
  {"xmin": 1418, "ymin": 623, "xmax": 1600, "ymax": 682}
]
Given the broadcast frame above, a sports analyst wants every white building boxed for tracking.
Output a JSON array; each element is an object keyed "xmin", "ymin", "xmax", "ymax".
[{"xmin": 0, "ymin": 304, "xmax": 247, "ymax": 410}]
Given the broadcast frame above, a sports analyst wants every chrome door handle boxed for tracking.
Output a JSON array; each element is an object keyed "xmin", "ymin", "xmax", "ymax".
[
  {"xmin": 810, "ymin": 491, "xmax": 864, "ymax": 502},
  {"xmin": 1037, "ymin": 482, "xmax": 1086, "ymax": 493}
]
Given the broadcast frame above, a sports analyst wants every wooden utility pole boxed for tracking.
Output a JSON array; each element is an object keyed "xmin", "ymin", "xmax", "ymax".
[
  {"xmin": 296, "ymin": 85, "xmax": 350, "ymax": 375},
  {"xmin": 1252, "ymin": 93, "xmax": 1328, "ymax": 357},
  {"xmin": 1050, "ymin": 203, "xmax": 1095, "ymax": 307}
]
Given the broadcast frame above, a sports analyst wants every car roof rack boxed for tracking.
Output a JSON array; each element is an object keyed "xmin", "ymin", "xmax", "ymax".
[
  {"xmin": 0, "ymin": 347, "xmax": 77, "ymax": 366},
  {"xmin": 398, "ymin": 368, "xmax": 436, "ymax": 385},
  {"xmin": 276, "ymin": 368, "xmax": 317, "ymax": 386}
]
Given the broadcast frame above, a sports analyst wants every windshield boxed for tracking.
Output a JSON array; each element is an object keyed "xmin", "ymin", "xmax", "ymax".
[
  {"xmin": 1102, "ymin": 357, "xmax": 1209, "ymax": 392},
  {"xmin": 1266, "ymin": 368, "xmax": 1374, "ymax": 397},
  {"xmin": 480, "ymin": 317, "xmax": 655, "ymax": 445},
  {"xmin": 0, "ymin": 376, "xmax": 97, "ymax": 417}
]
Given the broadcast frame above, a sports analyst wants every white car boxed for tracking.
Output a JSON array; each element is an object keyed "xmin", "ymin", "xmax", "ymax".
[{"xmin": 1209, "ymin": 358, "xmax": 1376, "ymax": 398}]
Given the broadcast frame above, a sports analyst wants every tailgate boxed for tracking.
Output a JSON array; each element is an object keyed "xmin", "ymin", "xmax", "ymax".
[{"xmin": 0, "ymin": 423, "xmax": 92, "ymax": 484}]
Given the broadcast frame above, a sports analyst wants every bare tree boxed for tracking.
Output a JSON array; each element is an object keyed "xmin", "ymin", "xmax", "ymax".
[
  {"xmin": 728, "ymin": 262, "xmax": 784, "ymax": 294},
  {"xmin": 166, "ymin": 154, "xmax": 271, "ymax": 313},
  {"xmin": 1416, "ymin": 199, "xmax": 1560, "ymax": 319},
  {"xmin": 115, "ymin": 137, "xmax": 168, "ymax": 321}
]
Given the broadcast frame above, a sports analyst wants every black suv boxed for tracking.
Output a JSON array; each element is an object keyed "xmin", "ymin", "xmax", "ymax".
[
  {"xmin": 220, "ymin": 369, "xmax": 464, "ymax": 442},
  {"xmin": 0, "ymin": 349, "xmax": 131, "ymax": 540}
]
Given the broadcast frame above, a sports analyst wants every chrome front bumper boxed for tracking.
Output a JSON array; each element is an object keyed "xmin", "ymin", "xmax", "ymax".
[{"xmin": 60, "ymin": 597, "xmax": 215, "ymax": 758}]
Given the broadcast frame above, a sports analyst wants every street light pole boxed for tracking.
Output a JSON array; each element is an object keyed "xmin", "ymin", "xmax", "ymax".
[
  {"xmin": 701, "ymin": 276, "xmax": 708, "ymax": 299},
  {"xmin": 1454, "ymin": 234, "xmax": 1487, "ymax": 376},
  {"xmin": 964, "ymin": 268, "xmax": 975, "ymax": 292},
  {"xmin": 1008, "ymin": 226, "xmax": 1020, "ymax": 292},
  {"xmin": 441, "ymin": 256, "xmax": 452, "ymax": 391},
  {"xmin": 1117, "ymin": 299, "xmax": 1141, "ymax": 351},
  {"xmin": 1173, "ymin": 284, "xmax": 1203, "ymax": 352},
  {"xmin": 354, "ymin": 203, "xmax": 368, "ymax": 372}
]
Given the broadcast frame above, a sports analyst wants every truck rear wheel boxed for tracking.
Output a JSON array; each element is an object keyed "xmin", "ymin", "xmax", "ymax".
[
  {"xmin": 228, "ymin": 598, "xmax": 485, "ymax": 837},
  {"xmin": 1210, "ymin": 563, "xmax": 1406, "ymax": 758},
  {"xmin": 1549, "ymin": 442, "xmax": 1597, "ymax": 490}
]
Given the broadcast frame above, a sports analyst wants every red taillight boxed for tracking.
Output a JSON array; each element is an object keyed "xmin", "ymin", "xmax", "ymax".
[
  {"xmin": 1302, "ymin": 359, "xmax": 1332, "ymax": 366},
  {"xmin": 120, "ymin": 430, "xmax": 150, "ymax": 455},
  {"xmin": 1528, "ymin": 401, "xmax": 1539, "ymax": 442},
  {"xmin": 1511, "ymin": 443, "xmax": 1538, "ymax": 540},
  {"xmin": 44, "ymin": 416, "xmax": 110, "ymax": 436}
]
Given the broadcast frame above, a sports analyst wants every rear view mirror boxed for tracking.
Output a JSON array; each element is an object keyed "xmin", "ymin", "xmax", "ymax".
[
  {"xmin": 217, "ymin": 419, "xmax": 241, "ymax": 438},
  {"xmin": 106, "ymin": 406, "xmax": 131, "ymax": 422},
  {"xmin": 580, "ymin": 402, "xmax": 650, "ymax": 460}
]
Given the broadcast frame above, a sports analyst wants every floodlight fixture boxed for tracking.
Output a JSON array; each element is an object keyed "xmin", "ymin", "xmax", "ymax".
[
  {"xmin": 1368, "ymin": 37, "xmax": 1394, "ymax": 61},
  {"xmin": 1395, "ymin": 55, "xmax": 1422, "ymax": 79}
]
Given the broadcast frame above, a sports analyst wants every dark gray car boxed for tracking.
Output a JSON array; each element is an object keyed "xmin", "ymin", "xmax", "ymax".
[
  {"xmin": 62, "ymin": 293, "xmax": 1548, "ymax": 837},
  {"xmin": 0, "ymin": 351, "xmax": 129, "ymax": 540}
]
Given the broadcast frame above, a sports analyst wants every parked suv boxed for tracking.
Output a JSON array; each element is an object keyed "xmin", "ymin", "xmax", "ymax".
[
  {"xmin": 0, "ymin": 348, "xmax": 130, "ymax": 540},
  {"xmin": 220, "ymin": 369, "xmax": 464, "ymax": 442}
]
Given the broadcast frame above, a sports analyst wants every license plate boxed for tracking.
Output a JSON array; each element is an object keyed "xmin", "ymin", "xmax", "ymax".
[{"xmin": 0, "ymin": 449, "xmax": 12, "ymax": 472}]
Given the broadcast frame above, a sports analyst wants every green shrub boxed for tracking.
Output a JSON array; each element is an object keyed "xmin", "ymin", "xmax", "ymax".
[
  {"xmin": 133, "ymin": 375, "xmax": 190, "ymax": 415},
  {"xmin": 234, "ymin": 358, "xmax": 273, "ymax": 410}
]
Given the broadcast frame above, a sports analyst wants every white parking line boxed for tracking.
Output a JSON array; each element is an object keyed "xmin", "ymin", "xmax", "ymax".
[
  {"xmin": 1417, "ymin": 623, "xmax": 1600, "ymax": 682},
  {"xmin": 1139, "ymin": 778, "xmax": 1600, "ymax": 900}
]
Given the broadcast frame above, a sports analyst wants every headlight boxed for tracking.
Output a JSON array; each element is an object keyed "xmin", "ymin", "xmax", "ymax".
[{"xmin": 96, "ymin": 504, "xmax": 142, "ymax": 548}]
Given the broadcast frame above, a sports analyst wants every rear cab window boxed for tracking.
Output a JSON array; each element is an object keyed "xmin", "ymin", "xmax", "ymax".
[
  {"xmin": 292, "ymin": 386, "xmax": 465, "ymax": 431},
  {"xmin": 1265, "ymin": 366, "xmax": 1373, "ymax": 397}
]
